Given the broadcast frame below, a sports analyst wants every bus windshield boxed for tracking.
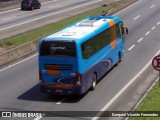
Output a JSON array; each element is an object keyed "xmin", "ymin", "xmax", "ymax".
[{"xmin": 40, "ymin": 41, "xmax": 76, "ymax": 57}]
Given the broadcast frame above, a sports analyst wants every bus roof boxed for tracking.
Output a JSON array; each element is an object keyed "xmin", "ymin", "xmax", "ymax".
[{"xmin": 43, "ymin": 16, "xmax": 122, "ymax": 41}]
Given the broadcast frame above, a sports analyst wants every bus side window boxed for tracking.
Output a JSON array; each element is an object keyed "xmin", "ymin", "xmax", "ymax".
[{"xmin": 81, "ymin": 42, "xmax": 93, "ymax": 59}]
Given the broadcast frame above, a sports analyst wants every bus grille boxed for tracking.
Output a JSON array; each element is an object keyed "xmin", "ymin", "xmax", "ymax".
[{"xmin": 45, "ymin": 64, "xmax": 73, "ymax": 70}]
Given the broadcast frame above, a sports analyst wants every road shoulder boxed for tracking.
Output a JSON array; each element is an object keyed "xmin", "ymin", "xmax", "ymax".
[{"xmin": 104, "ymin": 65, "xmax": 159, "ymax": 120}]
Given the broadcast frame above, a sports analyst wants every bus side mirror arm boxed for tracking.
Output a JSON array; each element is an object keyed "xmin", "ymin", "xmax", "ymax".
[{"xmin": 122, "ymin": 26, "xmax": 128, "ymax": 34}]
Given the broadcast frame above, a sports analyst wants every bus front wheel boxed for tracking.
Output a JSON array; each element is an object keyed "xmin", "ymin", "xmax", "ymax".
[{"xmin": 90, "ymin": 73, "xmax": 97, "ymax": 91}]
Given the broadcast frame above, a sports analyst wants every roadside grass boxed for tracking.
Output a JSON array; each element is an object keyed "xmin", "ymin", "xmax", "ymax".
[
  {"xmin": 0, "ymin": 0, "xmax": 125, "ymax": 47},
  {"xmin": 129, "ymin": 81, "xmax": 160, "ymax": 120}
]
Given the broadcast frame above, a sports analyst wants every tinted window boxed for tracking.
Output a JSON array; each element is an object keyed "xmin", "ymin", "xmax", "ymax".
[
  {"xmin": 81, "ymin": 23, "xmax": 122, "ymax": 59},
  {"xmin": 40, "ymin": 41, "xmax": 76, "ymax": 57}
]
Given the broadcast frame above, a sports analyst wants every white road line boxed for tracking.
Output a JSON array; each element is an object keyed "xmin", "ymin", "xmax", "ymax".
[
  {"xmin": 157, "ymin": 21, "xmax": 160, "ymax": 25},
  {"xmin": 114, "ymin": 0, "xmax": 142, "ymax": 15},
  {"xmin": 42, "ymin": 0, "xmax": 59, "ymax": 4},
  {"xmin": 92, "ymin": 49, "xmax": 160, "ymax": 120},
  {"xmin": 150, "ymin": 5, "xmax": 155, "ymax": 8},
  {"xmin": 49, "ymin": 5, "xmax": 60, "ymax": 9},
  {"xmin": 137, "ymin": 37, "xmax": 143, "ymax": 43},
  {"xmin": 0, "ymin": 8, "xmax": 19, "ymax": 14},
  {"xmin": 133, "ymin": 77, "xmax": 159, "ymax": 110},
  {"xmin": 0, "ymin": 0, "xmax": 141, "ymax": 72},
  {"xmin": 133, "ymin": 15, "xmax": 140, "ymax": 20},
  {"xmin": 125, "ymin": 77, "xmax": 159, "ymax": 120},
  {"xmin": 0, "ymin": 0, "xmax": 58, "ymax": 14},
  {"xmin": 0, "ymin": 0, "xmax": 102, "ymax": 31},
  {"xmin": 56, "ymin": 98, "xmax": 66, "ymax": 105},
  {"xmin": 1, "ymin": 16, "xmax": 16, "ymax": 21},
  {"xmin": 0, "ymin": 0, "xmax": 146, "ymax": 120},
  {"xmin": 145, "ymin": 31, "xmax": 150, "ymax": 36},
  {"xmin": 128, "ymin": 45, "xmax": 135, "ymax": 50},
  {"xmin": 0, "ymin": 53, "xmax": 38, "ymax": 72},
  {"xmin": 151, "ymin": 26, "xmax": 156, "ymax": 30}
]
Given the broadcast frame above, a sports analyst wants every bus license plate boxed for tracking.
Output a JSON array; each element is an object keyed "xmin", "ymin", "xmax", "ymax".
[{"xmin": 56, "ymin": 90, "xmax": 63, "ymax": 93}]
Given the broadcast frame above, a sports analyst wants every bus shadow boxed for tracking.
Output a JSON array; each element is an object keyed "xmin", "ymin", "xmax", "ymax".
[
  {"xmin": 63, "ymin": 65, "xmax": 118, "ymax": 103},
  {"xmin": 64, "ymin": 65, "xmax": 118, "ymax": 103},
  {"xmin": 17, "ymin": 84, "xmax": 86, "ymax": 103},
  {"xmin": 17, "ymin": 66, "xmax": 117, "ymax": 103},
  {"xmin": 17, "ymin": 84, "xmax": 66, "ymax": 102}
]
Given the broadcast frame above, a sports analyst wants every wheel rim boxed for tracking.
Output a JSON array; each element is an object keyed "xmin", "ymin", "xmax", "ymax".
[{"xmin": 92, "ymin": 74, "xmax": 96, "ymax": 88}]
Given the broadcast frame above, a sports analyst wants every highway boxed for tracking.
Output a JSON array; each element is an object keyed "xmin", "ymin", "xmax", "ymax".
[
  {"xmin": 0, "ymin": 0, "xmax": 108, "ymax": 40},
  {"xmin": 0, "ymin": 0, "xmax": 160, "ymax": 120}
]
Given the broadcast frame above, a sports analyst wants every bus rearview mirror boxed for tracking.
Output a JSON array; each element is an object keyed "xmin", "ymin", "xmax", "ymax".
[{"xmin": 122, "ymin": 26, "xmax": 128, "ymax": 35}]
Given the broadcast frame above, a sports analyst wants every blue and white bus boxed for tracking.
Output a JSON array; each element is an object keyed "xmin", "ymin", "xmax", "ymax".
[{"xmin": 39, "ymin": 15, "xmax": 128, "ymax": 95}]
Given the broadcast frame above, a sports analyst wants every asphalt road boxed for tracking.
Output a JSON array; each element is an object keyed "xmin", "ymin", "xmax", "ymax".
[
  {"xmin": 0, "ymin": 0, "xmax": 160, "ymax": 120},
  {"xmin": 0, "ymin": 0, "xmax": 110, "ymax": 40}
]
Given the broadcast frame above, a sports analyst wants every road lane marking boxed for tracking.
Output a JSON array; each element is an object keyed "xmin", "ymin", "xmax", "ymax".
[
  {"xmin": 42, "ymin": 0, "xmax": 59, "ymax": 4},
  {"xmin": 0, "ymin": 0, "xmax": 102, "ymax": 31},
  {"xmin": 150, "ymin": 5, "xmax": 155, "ymax": 8},
  {"xmin": 133, "ymin": 77, "xmax": 159, "ymax": 111},
  {"xmin": 0, "ymin": 8, "xmax": 19, "ymax": 14},
  {"xmin": 0, "ymin": 53, "xmax": 38, "ymax": 72},
  {"xmin": 34, "ymin": 97, "xmax": 66, "ymax": 120},
  {"xmin": 128, "ymin": 45, "xmax": 135, "ymax": 50},
  {"xmin": 133, "ymin": 15, "xmax": 140, "ymax": 20},
  {"xmin": 0, "ymin": 0, "xmax": 142, "ymax": 72},
  {"xmin": 0, "ymin": 0, "xmax": 147, "ymax": 118},
  {"xmin": 0, "ymin": 0, "xmax": 58, "ymax": 14},
  {"xmin": 114, "ymin": 0, "xmax": 141, "ymax": 15},
  {"xmin": 151, "ymin": 26, "xmax": 156, "ymax": 30},
  {"xmin": 1, "ymin": 16, "xmax": 16, "ymax": 21},
  {"xmin": 92, "ymin": 49, "xmax": 160, "ymax": 120},
  {"xmin": 49, "ymin": 5, "xmax": 61, "ymax": 9},
  {"xmin": 157, "ymin": 21, "xmax": 160, "ymax": 25},
  {"xmin": 145, "ymin": 31, "xmax": 150, "ymax": 36},
  {"xmin": 0, "ymin": 0, "xmax": 102, "ymax": 70},
  {"xmin": 137, "ymin": 37, "xmax": 143, "ymax": 43},
  {"xmin": 56, "ymin": 98, "xmax": 66, "ymax": 105},
  {"xmin": 125, "ymin": 77, "xmax": 159, "ymax": 120}
]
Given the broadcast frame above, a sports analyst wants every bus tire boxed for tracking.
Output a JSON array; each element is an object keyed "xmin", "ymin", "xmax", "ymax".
[{"xmin": 90, "ymin": 73, "xmax": 97, "ymax": 91}]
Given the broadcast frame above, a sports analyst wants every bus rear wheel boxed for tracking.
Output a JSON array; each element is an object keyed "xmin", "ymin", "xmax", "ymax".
[{"xmin": 90, "ymin": 73, "xmax": 97, "ymax": 90}]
